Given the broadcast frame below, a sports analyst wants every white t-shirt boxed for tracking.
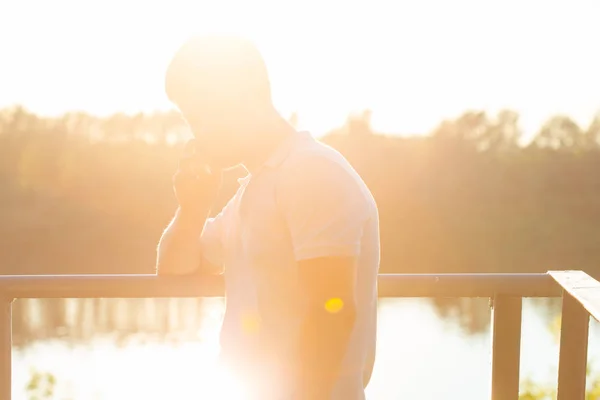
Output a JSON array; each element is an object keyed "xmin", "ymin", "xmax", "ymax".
[{"xmin": 164, "ymin": 131, "xmax": 380, "ymax": 399}]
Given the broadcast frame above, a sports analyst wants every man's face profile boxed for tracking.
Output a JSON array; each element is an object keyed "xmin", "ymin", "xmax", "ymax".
[{"xmin": 179, "ymin": 95, "xmax": 251, "ymax": 170}]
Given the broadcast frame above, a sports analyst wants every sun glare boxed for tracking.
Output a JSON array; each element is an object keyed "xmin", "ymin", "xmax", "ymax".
[
  {"xmin": 203, "ymin": 366, "xmax": 247, "ymax": 400},
  {"xmin": 325, "ymin": 297, "xmax": 344, "ymax": 314},
  {"xmin": 3, "ymin": 0, "xmax": 600, "ymax": 138}
]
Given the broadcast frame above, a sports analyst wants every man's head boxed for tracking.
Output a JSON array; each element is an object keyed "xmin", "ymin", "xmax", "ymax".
[{"xmin": 165, "ymin": 35, "xmax": 273, "ymax": 169}]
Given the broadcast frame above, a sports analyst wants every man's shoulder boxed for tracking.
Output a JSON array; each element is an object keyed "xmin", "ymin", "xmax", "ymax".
[
  {"xmin": 283, "ymin": 135, "xmax": 360, "ymax": 181},
  {"xmin": 279, "ymin": 135, "xmax": 376, "ymax": 210}
]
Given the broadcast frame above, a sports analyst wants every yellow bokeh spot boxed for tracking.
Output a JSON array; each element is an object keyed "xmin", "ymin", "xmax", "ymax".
[
  {"xmin": 241, "ymin": 313, "xmax": 261, "ymax": 335},
  {"xmin": 324, "ymin": 298, "xmax": 344, "ymax": 314}
]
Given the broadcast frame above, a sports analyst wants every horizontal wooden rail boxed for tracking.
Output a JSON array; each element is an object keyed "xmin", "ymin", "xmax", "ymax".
[
  {"xmin": 0, "ymin": 272, "xmax": 560, "ymax": 299},
  {"xmin": 0, "ymin": 272, "xmax": 570, "ymax": 400},
  {"xmin": 0, "ymin": 273, "xmax": 225, "ymax": 299},
  {"xmin": 377, "ymin": 273, "xmax": 560, "ymax": 297}
]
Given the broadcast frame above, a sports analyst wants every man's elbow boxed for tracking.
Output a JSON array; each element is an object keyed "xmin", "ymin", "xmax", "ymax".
[
  {"xmin": 156, "ymin": 252, "xmax": 200, "ymax": 275},
  {"xmin": 156, "ymin": 245, "xmax": 219, "ymax": 276},
  {"xmin": 155, "ymin": 238, "xmax": 198, "ymax": 275},
  {"xmin": 156, "ymin": 260, "xmax": 194, "ymax": 275},
  {"xmin": 156, "ymin": 257, "xmax": 202, "ymax": 275}
]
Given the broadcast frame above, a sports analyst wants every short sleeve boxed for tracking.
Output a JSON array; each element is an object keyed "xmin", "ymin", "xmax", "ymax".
[{"xmin": 276, "ymin": 156, "xmax": 372, "ymax": 261}]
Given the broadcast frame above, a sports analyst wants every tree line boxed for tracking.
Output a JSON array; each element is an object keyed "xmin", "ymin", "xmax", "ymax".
[{"xmin": 1, "ymin": 105, "xmax": 600, "ymax": 343}]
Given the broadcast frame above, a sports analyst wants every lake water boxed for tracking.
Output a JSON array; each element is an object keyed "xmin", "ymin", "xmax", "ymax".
[{"xmin": 11, "ymin": 298, "xmax": 600, "ymax": 400}]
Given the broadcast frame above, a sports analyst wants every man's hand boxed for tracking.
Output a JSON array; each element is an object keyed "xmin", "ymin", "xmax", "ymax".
[
  {"xmin": 156, "ymin": 139, "xmax": 222, "ymax": 276},
  {"xmin": 173, "ymin": 138, "xmax": 221, "ymax": 220}
]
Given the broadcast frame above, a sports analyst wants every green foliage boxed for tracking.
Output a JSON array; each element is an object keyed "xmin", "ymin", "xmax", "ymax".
[
  {"xmin": 519, "ymin": 373, "xmax": 600, "ymax": 400},
  {"xmin": 22, "ymin": 366, "xmax": 600, "ymax": 400},
  {"xmin": 25, "ymin": 369, "xmax": 57, "ymax": 400},
  {"xmin": 519, "ymin": 378, "xmax": 555, "ymax": 400},
  {"xmin": 517, "ymin": 315, "xmax": 600, "ymax": 399}
]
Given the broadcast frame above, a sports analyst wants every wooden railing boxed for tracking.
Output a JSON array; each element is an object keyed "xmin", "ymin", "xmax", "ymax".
[
  {"xmin": 0, "ymin": 271, "xmax": 597, "ymax": 400},
  {"xmin": 549, "ymin": 270, "xmax": 600, "ymax": 400}
]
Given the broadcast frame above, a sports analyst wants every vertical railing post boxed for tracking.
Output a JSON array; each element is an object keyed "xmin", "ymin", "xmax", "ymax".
[
  {"xmin": 0, "ymin": 298, "xmax": 12, "ymax": 400},
  {"xmin": 490, "ymin": 295, "xmax": 522, "ymax": 400},
  {"xmin": 557, "ymin": 291, "xmax": 589, "ymax": 400}
]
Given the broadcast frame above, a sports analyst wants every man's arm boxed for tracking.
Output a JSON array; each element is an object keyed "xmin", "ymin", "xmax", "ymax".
[
  {"xmin": 156, "ymin": 207, "xmax": 222, "ymax": 275},
  {"xmin": 296, "ymin": 256, "xmax": 357, "ymax": 399},
  {"xmin": 277, "ymin": 156, "xmax": 371, "ymax": 399},
  {"xmin": 156, "ymin": 138, "xmax": 224, "ymax": 275}
]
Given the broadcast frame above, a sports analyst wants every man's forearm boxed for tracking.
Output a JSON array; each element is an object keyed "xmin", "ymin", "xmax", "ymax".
[
  {"xmin": 156, "ymin": 207, "xmax": 209, "ymax": 274},
  {"xmin": 296, "ymin": 303, "xmax": 357, "ymax": 399}
]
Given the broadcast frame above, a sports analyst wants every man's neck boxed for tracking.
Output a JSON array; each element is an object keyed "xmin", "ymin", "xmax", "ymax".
[{"xmin": 242, "ymin": 115, "xmax": 296, "ymax": 172}]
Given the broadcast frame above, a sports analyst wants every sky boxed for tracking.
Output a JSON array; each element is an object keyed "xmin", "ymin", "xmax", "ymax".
[{"xmin": 1, "ymin": 0, "xmax": 599, "ymax": 141}]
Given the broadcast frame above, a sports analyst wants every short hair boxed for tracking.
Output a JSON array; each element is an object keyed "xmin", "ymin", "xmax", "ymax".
[{"xmin": 165, "ymin": 35, "xmax": 272, "ymax": 107}]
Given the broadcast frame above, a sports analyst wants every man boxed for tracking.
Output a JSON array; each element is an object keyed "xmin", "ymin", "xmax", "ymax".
[{"xmin": 156, "ymin": 35, "xmax": 380, "ymax": 400}]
